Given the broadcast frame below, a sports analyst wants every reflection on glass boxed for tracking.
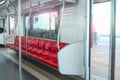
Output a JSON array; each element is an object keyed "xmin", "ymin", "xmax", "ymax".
[
  {"xmin": 33, "ymin": 13, "xmax": 49, "ymax": 30},
  {"xmin": 27, "ymin": 11, "xmax": 58, "ymax": 40},
  {"xmin": 115, "ymin": 0, "xmax": 120, "ymax": 80},
  {"xmin": 91, "ymin": 2, "xmax": 111, "ymax": 80},
  {"xmin": 10, "ymin": 17, "xmax": 15, "ymax": 34},
  {"xmin": 0, "ymin": 19, "xmax": 4, "ymax": 33}
]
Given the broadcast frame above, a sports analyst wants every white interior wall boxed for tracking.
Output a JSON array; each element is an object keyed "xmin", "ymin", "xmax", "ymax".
[
  {"xmin": 61, "ymin": 0, "xmax": 86, "ymax": 43},
  {"xmin": 15, "ymin": 16, "xmax": 24, "ymax": 36},
  {"xmin": 58, "ymin": 0, "xmax": 87, "ymax": 78},
  {"xmin": 5, "ymin": 16, "xmax": 9, "ymax": 36}
]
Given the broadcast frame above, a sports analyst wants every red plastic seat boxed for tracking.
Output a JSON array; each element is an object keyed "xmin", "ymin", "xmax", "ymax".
[
  {"xmin": 12, "ymin": 36, "xmax": 68, "ymax": 69},
  {"xmin": 27, "ymin": 37, "xmax": 33, "ymax": 55},
  {"xmin": 30, "ymin": 38, "xmax": 39, "ymax": 57},
  {"xmin": 35, "ymin": 38, "xmax": 68, "ymax": 68},
  {"xmin": 21, "ymin": 36, "xmax": 27, "ymax": 54},
  {"xmin": 36, "ymin": 39, "xmax": 45, "ymax": 56}
]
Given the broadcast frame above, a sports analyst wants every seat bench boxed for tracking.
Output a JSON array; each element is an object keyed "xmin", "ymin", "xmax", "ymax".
[{"xmin": 6, "ymin": 36, "xmax": 68, "ymax": 68}]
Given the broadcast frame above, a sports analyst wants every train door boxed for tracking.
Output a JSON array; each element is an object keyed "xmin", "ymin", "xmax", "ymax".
[
  {"xmin": 91, "ymin": 2, "xmax": 111, "ymax": 80},
  {"xmin": 115, "ymin": 0, "xmax": 120, "ymax": 80},
  {"xmin": 91, "ymin": 0, "xmax": 119, "ymax": 80},
  {"xmin": 0, "ymin": 18, "xmax": 6, "ymax": 45}
]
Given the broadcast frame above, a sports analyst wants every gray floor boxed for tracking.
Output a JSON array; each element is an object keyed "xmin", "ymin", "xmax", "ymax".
[
  {"xmin": 0, "ymin": 47, "xmax": 83, "ymax": 80},
  {"xmin": 0, "ymin": 47, "xmax": 54, "ymax": 80},
  {"xmin": 0, "ymin": 54, "xmax": 38, "ymax": 80},
  {"xmin": 91, "ymin": 36, "xmax": 120, "ymax": 80}
]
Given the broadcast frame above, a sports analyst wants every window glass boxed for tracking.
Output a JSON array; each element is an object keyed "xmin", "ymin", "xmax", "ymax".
[
  {"xmin": 33, "ymin": 13, "xmax": 49, "ymax": 30},
  {"xmin": 24, "ymin": 16, "xmax": 29, "ymax": 36},
  {"xmin": 10, "ymin": 17, "xmax": 15, "ymax": 34},
  {"xmin": 28, "ymin": 11, "xmax": 59, "ymax": 40},
  {"xmin": 25, "ymin": 16, "xmax": 29, "ymax": 29},
  {"xmin": 91, "ymin": 2, "xmax": 111, "ymax": 80},
  {"xmin": 0, "ymin": 19, "xmax": 4, "ymax": 33}
]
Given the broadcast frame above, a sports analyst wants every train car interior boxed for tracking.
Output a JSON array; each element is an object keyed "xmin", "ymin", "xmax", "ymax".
[{"xmin": 0, "ymin": 0, "xmax": 119, "ymax": 80}]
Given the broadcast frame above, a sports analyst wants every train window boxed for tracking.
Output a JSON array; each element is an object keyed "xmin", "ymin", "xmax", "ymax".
[
  {"xmin": 28, "ymin": 11, "xmax": 59, "ymax": 40},
  {"xmin": 24, "ymin": 16, "xmax": 29, "ymax": 36},
  {"xmin": 9, "ymin": 17, "xmax": 15, "ymax": 34},
  {"xmin": 33, "ymin": 13, "xmax": 50, "ymax": 30},
  {"xmin": 0, "ymin": 19, "xmax": 5, "ymax": 33},
  {"xmin": 25, "ymin": 16, "xmax": 29, "ymax": 29}
]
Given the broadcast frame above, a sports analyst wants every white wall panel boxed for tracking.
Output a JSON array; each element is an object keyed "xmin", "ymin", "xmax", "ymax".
[
  {"xmin": 15, "ymin": 16, "xmax": 24, "ymax": 36},
  {"xmin": 58, "ymin": 0, "xmax": 87, "ymax": 78},
  {"xmin": 58, "ymin": 42, "xmax": 84, "ymax": 77},
  {"xmin": 60, "ymin": 0, "xmax": 86, "ymax": 43}
]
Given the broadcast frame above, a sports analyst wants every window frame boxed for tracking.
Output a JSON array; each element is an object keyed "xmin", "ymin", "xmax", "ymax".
[{"xmin": 24, "ymin": 8, "xmax": 60, "ymax": 40}]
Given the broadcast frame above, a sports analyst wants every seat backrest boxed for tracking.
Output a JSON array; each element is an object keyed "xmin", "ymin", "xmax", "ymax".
[
  {"xmin": 44, "ymin": 39, "xmax": 53, "ymax": 51},
  {"xmin": 21, "ymin": 36, "xmax": 26, "ymax": 43},
  {"xmin": 14, "ymin": 36, "xmax": 68, "ymax": 69},
  {"xmin": 28, "ymin": 37, "xmax": 33, "ymax": 46},
  {"xmin": 32, "ymin": 38, "xmax": 39, "ymax": 48},
  {"xmin": 38, "ymin": 39, "xmax": 45, "ymax": 49}
]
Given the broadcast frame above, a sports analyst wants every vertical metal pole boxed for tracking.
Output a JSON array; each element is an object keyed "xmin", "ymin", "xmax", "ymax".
[
  {"xmin": 109, "ymin": 0, "xmax": 116, "ymax": 80},
  {"xmin": 84, "ymin": 0, "xmax": 93, "ymax": 80},
  {"xmin": 89, "ymin": 0, "xmax": 93, "ymax": 80},
  {"xmin": 18, "ymin": 0, "xmax": 22, "ymax": 80}
]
